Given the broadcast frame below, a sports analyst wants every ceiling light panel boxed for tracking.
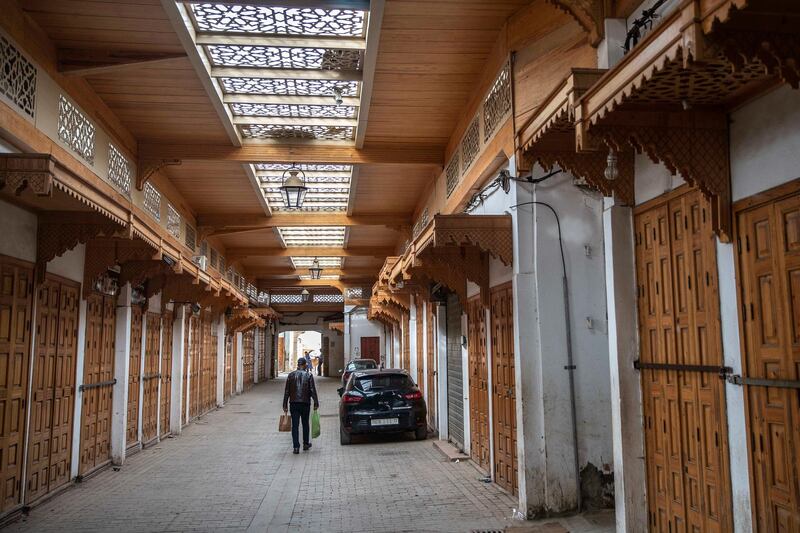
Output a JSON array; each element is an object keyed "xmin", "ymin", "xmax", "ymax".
[
  {"xmin": 298, "ymin": 274, "xmax": 341, "ymax": 280},
  {"xmin": 190, "ymin": 5, "xmax": 367, "ymax": 37},
  {"xmin": 291, "ymin": 257, "xmax": 342, "ymax": 268},
  {"xmin": 256, "ymin": 163, "xmax": 352, "ymax": 172},
  {"xmin": 206, "ymin": 45, "xmax": 363, "ymax": 70},
  {"xmin": 231, "ymin": 103, "xmax": 357, "ymax": 119},
  {"xmin": 221, "ymin": 78, "xmax": 359, "ymax": 97},
  {"xmin": 258, "ymin": 163, "xmax": 352, "ymax": 211},
  {"xmin": 279, "ymin": 226, "xmax": 346, "ymax": 247},
  {"xmin": 240, "ymin": 124, "xmax": 354, "ymax": 141}
]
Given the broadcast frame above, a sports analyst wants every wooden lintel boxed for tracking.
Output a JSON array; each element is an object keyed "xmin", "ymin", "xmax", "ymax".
[
  {"xmin": 58, "ymin": 50, "xmax": 188, "ymax": 77},
  {"xmin": 138, "ymin": 142, "xmax": 444, "ymax": 166},
  {"xmin": 243, "ymin": 268, "xmax": 377, "ymax": 277}
]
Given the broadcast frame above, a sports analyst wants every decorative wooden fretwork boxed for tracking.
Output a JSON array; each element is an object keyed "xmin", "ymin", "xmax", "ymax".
[
  {"xmin": 412, "ymin": 207, "xmax": 430, "ymax": 238},
  {"xmin": 345, "ymin": 286, "xmax": 368, "ymax": 299},
  {"xmin": 209, "ymin": 248, "xmax": 219, "ymax": 270},
  {"xmin": 57, "ymin": 95, "xmax": 95, "ymax": 164},
  {"xmin": 461, "ymin": 117, "xmax": 480, "ymax": 173},
  {"xmin": 221, "ymin": 78, "xmax": 359, "ymax": 97},
  {"xmin": 135, "ymin": 159, "xmax": 181, "ymax": 191},
  {"xmin": 166, "ymin": 204, "xmax": 181, "ymax": 238},
  {"xmin": 483, "ymin": 62, "xmax": 511, "ymax": 142},
  {"xmin": 184, "ymin": 224, "xmax": 196, "ymax": 252},
  {"xmin": 445, "ymin": 155, "xmax": 460, "ymax": 198},
  {"xmin": 142, "ymin": 182, "xmax": 161, "ymax": 221},
  {"xmin": 313, "ymin": 293, "xmax": 343, "ymax": 303},
  {"xmin": 190, "ymin": 4, "xmax": 366, "ymax": 37},
  {"xmin": 240, "ymin": 123, "xmax": 354, "ymax": 141},
  {"xmin": 0, "ymin": 152, "xmax": 55, "ymax": 196},
  {"xmin": 231, "ymin": 103, "xmax": 357, "ymax": 119},
  {"xmin": 0, "ymin": 35, "xmax": 37, "ymax": 118},
  {"xmin": 107, "ymin": 144, "xmax": 132, "ymax": 196},
  {"xmin": 207, "ymin": 45, "xmax": 363, "ymax": 71},
  {"xmin": 82, "ymin": 238, "xmax": 156, "ymax": 297}
]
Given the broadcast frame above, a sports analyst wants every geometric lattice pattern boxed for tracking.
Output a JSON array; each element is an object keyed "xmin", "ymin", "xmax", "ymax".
[
  {"xmin": 142, "ymin": 182, "xmax": 161, "ymax": 221},
  {"xmin": 259, "ymin": 163, "xmax": 352, "ymax": 212},
  {"xmin": 231, "ymin": 103, "xmax": 357, "ymax": 118},
  {"xmin": 184, "ymin": 224, "xmax": 196, "ymax": 252},
  {"xmin": 166, "ymin": 204, "xmax": 181, "ymax": 238},
  {"xmin": 207, "ymin": 45, "xmax": 363, "ymax": 70},
  {"xmin": 483, "ymin": 62, "xmax": 511, "ymax": 141},
  {"xmin": 190, "ymin": 5, "xmax": 366, "ymax": 37},
  {"xmin": 345, "ymin": 287, "xmax": 367, "ymax": 299},
  {"xmin": 107, "ymin": 144, "xmax": 132, "ymax": 196},
  {"xmin": 461, "ymin": 117, "xmax": 480, "ymax": 173},
  {"xmin": 221, "ymin": 78, "xmax": 359, "ymax": 97},
  {"xmin": 269, "ymin": 293, "xmax": 304, "ymax": 304},
  {"xmin": 298, "ymin": 274, "xmax": 341, "ymax": 281},
  {"xmin": 57, "ymin": 95, "xmax": 95, "ymax": 164},
  {"xmin": 291, "ymin": 257, "xmax": 343, "ymax": 268},
  {"xmin": 313, "ymin": 293, "xmax": 344, "ymax": 303},
  {"xmin": 446, "ymin": 154, "xmax": 460, "ymax": 198},
  {"xmin": 256, "ymin": 163, "xmax": 352, "ymax": 172},
  {"xmin": 240, "ymin": 124, "xmax": 354, "ymax": 141},
  {"xmin": 278, "ymin": 226, "xmax": 346, "ymax": 247},
  {"xmin": 0, "ymin": 35, "xmax": 37, "ymax": 118}
]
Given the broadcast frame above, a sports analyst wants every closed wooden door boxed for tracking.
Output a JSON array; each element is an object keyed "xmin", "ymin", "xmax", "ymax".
[
  {"xmin": 224, "ymin": 334, "xmax": 232, "ymax": 399},
  {"xmin": 141, "ymin": 312, "xmax": 160, "ymax": 444},
  {"xmin": 26, "ymin": 275, "xmax": 78, "ymax": 503},
  {"xmin": 79, "ymin": 293, "xmax": 115, "ymax": 475},
  {"xmin": 426, "ymin": 303, "xmax": 436, "ymax": 428},
  {"xmin": 258, "ymin": 328, "xmax": 266, "ymax": 380},
  {"xmin": 361, "ymin": 336, "xmax": 380, "ymax": 364},
  {"xmin": 189, "ymin": 315, "xmax": 200, "ymax": 419},
  {"xmin": 416, "ymin": 303, "xmax": 424, "ymax": 387},
  {"xmin": 160, "ymin": 311, "xmax": 172, "ymax": 437},
  {"xmin": 635, "ymin": 188, "xmax": 731, "ymax": 532},
  {"xmin": 126, "ymin": 306, "xmax": 142, "ymax": 446},
  {"xmin": 490, "ymin": 283, "xmax": 517, "ymax": 495},
  {"xmin": 0, "ymin": 257, "xmax": 33, "ymax": 513},
  {"xmin": 736, "ymin": 186, "xmax": 800, "ymax": 531},
  {"xmin": 182, "ymin": 311, "xmax": 190, "ymax": 425},
  {"xmin": 210, "ymin": 317, "xmax": 218, "ymax": 408},
  {"xmin": 243, "ymin": 329, "xmax": 255, "ymax": 390},
  {"xmin": 467, "ymin": 296, "xmax": 490, "ymax": 471},
  {"xmin": 277, "ymin": 336, "xmax": 284, "ymax": 374}
]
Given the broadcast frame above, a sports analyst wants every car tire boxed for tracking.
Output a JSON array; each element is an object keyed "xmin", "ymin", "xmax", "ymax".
[
  {"xmin": 414, "ymin": 426, "xmax": 427, "ymax": 440},
  {"xmin": 340, "ymin": 424, "xmax": 352, "ymax": 445}
]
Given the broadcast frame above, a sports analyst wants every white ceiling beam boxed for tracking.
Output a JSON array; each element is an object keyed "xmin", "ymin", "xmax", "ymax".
[
  {"xmin": 354, "ymin": 0, "xmax": 383, "ymax": 148},
  {"xmin": 196, "ymin": 33, "xmax": 366, "ymax": 50},
  {"xmin": 232, "ymin": 116, "xmax": 358, "ymax": 127},
  {"xmin": 346, "ymin": 165, "xmax": 359, "ymax": 215},
  {"xmin": 224, "ymin": 94, "xmax": 360, "ymax": 106},
  {"xmin": 210, "ymin": 67, "xmax": 362, "ymax": 81}
]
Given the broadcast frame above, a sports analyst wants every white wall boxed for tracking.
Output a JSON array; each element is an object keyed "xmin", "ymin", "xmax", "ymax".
[
  {"xmin": 345, "ymin": 307, "xmax": 384, "ymax": 360},
  {"xmin": 0, "ymin": 199, "xmax": 37, "ymax": 262}
]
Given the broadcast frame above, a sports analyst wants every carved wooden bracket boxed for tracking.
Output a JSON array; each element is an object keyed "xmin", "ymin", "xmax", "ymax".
[
  {"xmin": 0, "ymin": 154, "xmax": 55, "ymax": 196},
  {"xmin": 83, "ymin": 237, "xmax": 156, "ymax": 297},
  {"xmin": 594, "ymin": 110, "xmax": 731, "ymax": 240},
  {"xmin": 545, "ymin": 0, "xmax": 605, "ymax": 46},
  {"xmin": 136, "ymin": 159, "xmax": 181, "ymax": 191},
  {"xmin": 431, "ymin": 214, "xmax": 513, "ymax": 266}
]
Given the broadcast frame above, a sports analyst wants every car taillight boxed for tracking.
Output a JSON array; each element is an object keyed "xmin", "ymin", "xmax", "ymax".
[
  {"xmin": 342, "ymin": 393, "xmax": 362, "ymax": 404},
  {"xmin": 404, "ymin": 391, "xmax": 422, "ymax": 400}
]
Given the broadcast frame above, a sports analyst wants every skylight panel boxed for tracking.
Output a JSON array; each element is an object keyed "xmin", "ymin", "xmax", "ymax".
[
  {"xmin": 221, "ymin": 78, "xmax": 359, "ymax": 97},
  {"xmin": 190, "ymin": 5, "xmax": 366, "ymax": 37},
  {"xmin": 279, "ymin": 226, "xmax": 346, "ymax": 247},
  {"xmin": 206, "ymin": 45, "xmax": 363, "ymax": 70},
  {"xmin": 231, "ymin": 103, "xmax": 358, "ymax": 119},
  {"xmin": 291, "ymin": 257, "xmax": 342, "ymax": 268},
  {"xmin": 240, "ymin": 124, "xmax": 354, "ymax": 141},
  {"xmin": 298, "ymin": 274, "xmax": 341, "ymax": 280},
  {"xmin": 256, "ymin": 163, "xmax": 352, "ymax": 172}
]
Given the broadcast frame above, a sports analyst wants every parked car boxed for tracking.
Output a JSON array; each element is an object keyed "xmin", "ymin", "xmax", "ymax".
[
  {"xmin": 338, "ymin": 369, "xmax": 427, "ymax": 445},
  {"xmin": 340, "ymin": 358, "xmax": 378, "ymax": 387}
]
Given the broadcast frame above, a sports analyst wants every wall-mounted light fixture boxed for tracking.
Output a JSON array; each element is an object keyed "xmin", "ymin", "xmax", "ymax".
[
  {"xmin": 604, "ymin": 149, "xmax": 619, "ymax": 181},
  {"xmin": 279, "ymin": 164, "xmax": 308, "ymax": 209},
  {"xmin": 301, "ymin": 288, "xmax": 311, "ymax": 302}
]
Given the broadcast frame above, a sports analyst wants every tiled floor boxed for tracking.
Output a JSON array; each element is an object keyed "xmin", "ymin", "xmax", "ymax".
[{"xmin": 6, "ymin": 376, "xmax": 614, "ymax": 532}]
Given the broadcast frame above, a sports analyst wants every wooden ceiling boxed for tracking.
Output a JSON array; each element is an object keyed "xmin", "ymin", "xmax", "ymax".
[{"xmin": 18, "ymin": 0, "xmax": 559, "ymax": 291}]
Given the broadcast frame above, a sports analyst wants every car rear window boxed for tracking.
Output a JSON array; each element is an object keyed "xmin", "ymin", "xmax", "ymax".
[
  {"xmin": 354, "ymin": 374, "xmax": 412, "ymax": 392},
  {"xmin": 348, "ymin": 360, "xmax": 377, "ymax": 371}
]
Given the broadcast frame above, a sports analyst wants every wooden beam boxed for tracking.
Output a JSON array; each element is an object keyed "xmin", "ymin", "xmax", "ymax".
[
  {"xmin": 232, "ymin": 116, "xmax": 358, "ymax": 127},
  {"xmin": 227, "ymin": 247, "xmax": 393, "ymax": 259},
  {"xmin": 243, "ymin": 268, "xmax": 377, "ymax": 277},
  {"xmin": 58, "ymin": 50, "xmax": 188, "ymax": 77},
  {"xmin": 198, "ymin": 212, "xmax": 409, "ymax": 228},
  {"xmin": 210, "ymin": 67, "xmax": 362, "ymax": 81},
  {"xmin": 138, "ymin": 143, "xmax": 444, "ymax": 166},
  {"xmin": 195, "ymin": 33, "xmax": 366, "ymax": 50},
  {"xmin": 224, "ymin": 94, "xmax": 360, "ymax": 106},
  {"xmin": 258, "ymin": 278, "xmax": 374, "ymax": 288},
  {"xmin": 177, "ymin": 0, "xmax": 370, "ymax": 9}
]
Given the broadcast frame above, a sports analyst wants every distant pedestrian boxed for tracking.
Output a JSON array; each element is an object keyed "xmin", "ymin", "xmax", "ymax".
[
  {"xmin": 304, "ymin": 351, "xmax": 312, "ymax": 372},
  {"xmin": 317, "ymin": 353, "xmax": 324, "ymax": 376},
  {"xmin": 283, "ymin": 358, "xmax": 319, "ymax": 454}
]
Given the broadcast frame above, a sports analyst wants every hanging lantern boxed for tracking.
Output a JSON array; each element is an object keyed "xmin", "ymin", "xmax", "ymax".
[
  {"xmin": 301, "ymin": 288, "xmax": 311, "ymax": 302},
  {"xmin": 279, "ymin": 164, "xmax": 308, "ymax": 208},
  {"xmin": 309, "ymin": 257, "xmax": 323, "ymax": 280}
]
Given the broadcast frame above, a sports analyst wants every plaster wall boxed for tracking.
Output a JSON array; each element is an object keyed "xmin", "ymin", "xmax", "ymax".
[{"xmin": 346, "ymin": 307, "xmax": 384, "ymax": 360}]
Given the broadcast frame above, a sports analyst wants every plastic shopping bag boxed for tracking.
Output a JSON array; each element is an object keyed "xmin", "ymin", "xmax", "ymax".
[
  {"xmin": 279, "ymin": 414, "xmax": 291, "ymax": 432},
  {"xmin": 311, "ymin": 410, "xmax": 321, "ymax": 439}
]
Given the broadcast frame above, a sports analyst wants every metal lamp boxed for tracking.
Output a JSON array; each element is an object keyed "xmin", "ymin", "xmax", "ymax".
[
  {"xmin": 279, "ymin": 164, "xmax": 308, "ymax": 208},
  {"xmin": 301, "ymin": 288, "xmax": 311, "ymax": 302},
  {"xmin": 309, "ymin": 257, "xmax": 323, "ymax": 280}
]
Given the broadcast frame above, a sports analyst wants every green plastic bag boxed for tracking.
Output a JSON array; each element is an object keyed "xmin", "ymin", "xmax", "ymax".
[{"xmin": 311, "ymin": 409, "xmax": 321, "ymax": 439}]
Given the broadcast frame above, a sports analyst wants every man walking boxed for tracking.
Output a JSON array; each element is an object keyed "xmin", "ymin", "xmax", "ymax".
[
  {"xmin": 316, "ymin": 352, "xmax": 324, "ymax": 376},
  {"xmin": 283, "ymin": 357, "xmax": 319, "ymax": 454}
]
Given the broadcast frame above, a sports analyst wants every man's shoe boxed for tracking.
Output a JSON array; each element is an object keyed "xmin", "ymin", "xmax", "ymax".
[
  {"xmin": 293, "ymin": 448, "xmax": 299, "ymax": 454},
  {"xmin": 303, "ymin": 443, "xmax": 311, "ymax": 451}
]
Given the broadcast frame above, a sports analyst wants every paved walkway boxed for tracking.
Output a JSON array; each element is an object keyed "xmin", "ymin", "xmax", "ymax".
[{"xmin": 7, "ymin": 376, "xmax": 613, "ymax": 532}]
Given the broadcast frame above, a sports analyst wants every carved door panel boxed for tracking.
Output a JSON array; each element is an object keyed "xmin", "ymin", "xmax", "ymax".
[
  {"xmin": 360, "ymin": 337, "xmax": 380, "ymax": 364},
  {"xmin": 258, "ymin": 328, "xmax": 266, "ymax": 380},
  {"xmin": 210, "ymin": 316, "xmax": 218, "ymax": 409},
  {"xmin": 242, "ymin": 329, "xmax": 255, "ymax": 390},
  {"xmin": 141, "ymin": 312, "xmax": 160, "ymax": 444},
  {"xmin": 189, "ymin": 315, "xmax": 200, "ymax": 419},
  {"xmin": 490, "ymin": 283, "xmax": 517, "ymax": 495},
  {"xmin": 224, "ymin": 334, "xmax": 232, "ymax": 399},
  {"xmin": 0, "ymin": 257, "xmax": 33, "ymax": 513},
  {"xmin": 635, "ymin": 188, "xmax": 731, "ymax": 532},
  {"xmin": 737, "ymin": 189, "xmax": 800, "ymax": 532},
  {"xmin": 160, "ymin": 311, "xmax": 172, "ymax": 437},
  {"xmin": 467, "ymin": 296, "xmax": 490, "ymax": 471},
  {"xmin": 402, "ymin": 314, "xmax": 410, "ymax": 371},
  {"xmin": 416, "ymin": 302, "xmax": 424, "ymax": 388},
  {"xmin": 426, "ymin": 303, "xmax": 436, "ymax": 429},
  {"xmin": 79, "ymin": 292, "xmax": 115, "ymax": 475},
  {"xmin": 26, "ymin": 276, "xmax": 78, "ymax": 503},
  {"xmin": 126, "ymin": 306, "xmax": 142, "ymax": 447}
]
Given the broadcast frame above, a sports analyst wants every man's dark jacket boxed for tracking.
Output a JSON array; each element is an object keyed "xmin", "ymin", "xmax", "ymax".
[{"xmin": 283, "ymin": 370, "xmax": 319, "ymax": 410}]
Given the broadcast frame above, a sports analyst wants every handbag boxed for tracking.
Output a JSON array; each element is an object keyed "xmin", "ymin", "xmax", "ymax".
[
  {"xmin": 311, "ymin": 410, "xmax": 321, "ymax": 439},
  {"xmin": 279, "ymin": 413, "xmax": 291, "ymax": 432}
]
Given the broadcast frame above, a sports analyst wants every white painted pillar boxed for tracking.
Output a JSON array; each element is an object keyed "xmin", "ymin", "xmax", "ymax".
[
  {"xmin": 436, "ymin": 305, "xmax": 448, "ymax": 439},
  {"xmin": 155, "ymin": 306, "xmax": 164, "ymax": 440},
  {"xmin": 343, "ymin": 312, "xmax": 352, "ymax": 360},
  {"xmin": 604, "ymin": 203, "xmax": 647, "ymax": 531},
  {"xmin": 236, "ymin": 331, "xmax": 244, "ymax": 394},
  {"xmin": 716, "ymin": 240, "xmax": 753, "ymax": 533},
  {"xmin": 216, "ymin": 316, "xmax": 225, "ymax": 406},
  {"xmin": 393, "ymin": 323, "xmax": 401, "ymax": 369},
  {"xmin": 422, "ymin": 301, "xmax": 429, "ymax": 402},
  {"xmin": 111, "ymin": 284, "xmax": 132, "ymax": 465},
  {"xmin": 254, "ymin": 327, "xmax": 261, "ymax": 384},
  {"xmin": 70, "ymin": 297, "xmax": 87, "ymax": 477},
  {"xmin": 409, "ymin": 295, "xmax": 418, "ymax": 381},
  {"xmin": 170, "ymin": 305, "xmax": 185, "ymax": 435},
  {"xmin": 484, "ymin": 306, "xmax": 495, "ymax": 481}
]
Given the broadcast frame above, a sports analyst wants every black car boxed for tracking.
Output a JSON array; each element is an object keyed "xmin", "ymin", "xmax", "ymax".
[
  {"xmin": 340, "ymin": 358, "xmax": 378, "ymax": 387},
  {"xmin": 338, "ymin": 369, "xmax": 427, "ymax": 445}
]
